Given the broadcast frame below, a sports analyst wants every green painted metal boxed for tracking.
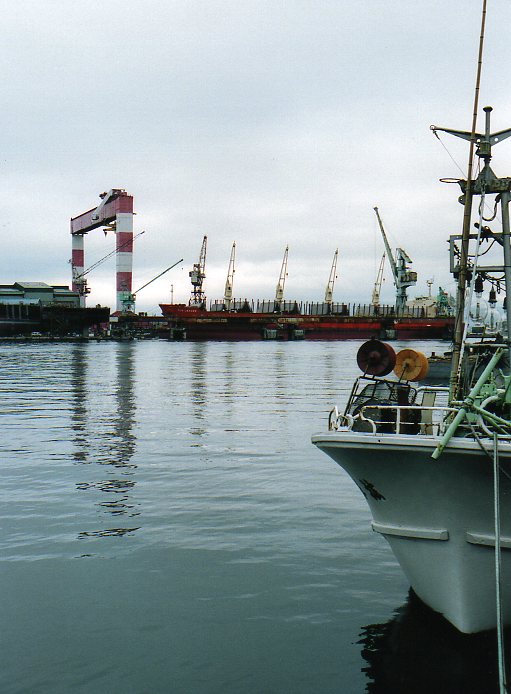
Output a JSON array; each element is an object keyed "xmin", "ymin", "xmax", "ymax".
[{"xmin": 432, "ymin": 348, "xmax": 504, "ymax": 460}]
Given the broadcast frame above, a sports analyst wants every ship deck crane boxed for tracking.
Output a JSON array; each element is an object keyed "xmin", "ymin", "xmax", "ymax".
[
  {"xmin": 325, "ymin": 249, "xmax": 338, "ymax": 304},
  {"xmin": 373, "ymin": 206, "xmax": 417, "ymax": 312},
  {"xmin": 189, "ymin": 236, "xmax": 207, "ymax": 306},
  {"xmin": 224, "ymin": 242, "xmax": 236, "ymax": 310},
  {"xmin": 121, "ymin": 259, "xmax": 183, "ymax": 313},
  {"xmin": 371, "ymin": 252, "xmax": 386, "ymax": 307},
  {"xmin": 275, "ymin": 245, "xmax": 289, "ymax": 307}
]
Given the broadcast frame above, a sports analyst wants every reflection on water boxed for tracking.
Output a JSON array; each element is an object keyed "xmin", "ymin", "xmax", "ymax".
[
  {"xmin": 190, "ymin": 342, "xmax": 208, "ymax": 409},
  {"xmin": 222, "ymin": 347, "xmax": 236, "ymax": 411},
  {"xmin": 112, "ymin": 341, "xmax": 137, "ymax": 466},
  {"xmin": 273, "ymin": 347, "xmax": 288, "ymax": 409},
  {"xmin": 0, "ymin": 338, "xmax": 470, "ymax": 693},
  {"xmin": 70, "ymin": 343, "xmax": 89, "ymax": 464},
  {"xmin": 71, "ymin": 343, "xmax": 140, "ymax": 539},
  {"xmin": 189, "ymin": 342, "xmax": 208, "ymax": 437},
  {"xmin": 360, "ymin": 590, "xmax": 510, "ymax": 693}
]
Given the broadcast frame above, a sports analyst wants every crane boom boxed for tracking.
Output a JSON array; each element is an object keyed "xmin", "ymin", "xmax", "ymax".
[
  {"xmin": 325, "ymin": 249, "xmax": 338, "ymax": 304},
  {"xmin": 373, "ymin": 206, "xmax": 417, "ymax": 312},
  {"xmin": 224, "ymin": 242, "xmax": 236, "ymax": 309},
  {"xmin": 371, "ymin": 252, "xmax": 386, "ymax": 307},
  {"xmin": 121, "ymin": 259, "xmax": 183, "ymax": 312},
  {"xmin": 374, "ymin": 207, "xmax": 397, "ymax": 280},
  {"xmin": 133, "ymin": 259, "xmax": 184, "ymax": 295},
  {"xmin": 275, "ymin": 245, "xmax": 289, "ymax": 304},
  {"xmin": 73, "ymin": 230, "xmax": 146, "ymax": 281},
  {"xmin": 189, "ymin": 236, "xmax": 207, "ymax": 306}
]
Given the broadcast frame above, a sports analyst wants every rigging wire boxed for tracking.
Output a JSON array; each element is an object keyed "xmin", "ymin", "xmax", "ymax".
[
  {"xmin": 493, "ymin": 433, "xmax": 508, "ymax": 694},
  {"xmin": 74, "ymin": 230, "xmax": 145, "ymax": 279},
  {"xmin": 457, "ymin": 188, "xmax": 487, "ymax": 386},
  {"xmin": 432, "ymin": 130, "xmax": 468, "ymax": 178}
]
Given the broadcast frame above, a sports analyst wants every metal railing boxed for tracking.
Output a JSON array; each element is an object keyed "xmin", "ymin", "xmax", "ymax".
[
  {"xmin": 329, "ymin": 402, "xmax": 457, "ymax": 437},
  {"xmin": 208, "ymin": 298, "xmax": 453, "ymax": 318}
]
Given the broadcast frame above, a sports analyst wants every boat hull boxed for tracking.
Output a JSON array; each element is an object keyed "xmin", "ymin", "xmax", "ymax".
[
  {"xmin": 311, "ymin": 431, "xmax": 511, "ymax": 633},
  {"xmin": 159, "ymin": 304, "xmax": 453, "ymax": 341}
]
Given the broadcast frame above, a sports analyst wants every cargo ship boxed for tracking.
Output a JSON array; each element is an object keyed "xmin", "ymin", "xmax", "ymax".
[
  {"xmin": 159, "ymin": 299, "xmax": 454, "ymax": 341},
  {"xmin": 159, "ymin": 235, "xmax": 454, "ymax": 341}
]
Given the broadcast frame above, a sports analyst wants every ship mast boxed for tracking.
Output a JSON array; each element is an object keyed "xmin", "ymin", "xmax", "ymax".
[
  {"xmin": 433, "ymin": 108, "xmax": 511, "ymax": 382},
  {"xmin": 275, "ymin": 245, "xmax": 288, "ymax": 308},
  {"xmin": 224, "ymin": 242, "xmax": 236, "ymax": 310},
  {"xmin": 325, "ymin": 249, "xmax": 338, "ymax": 304},
  {"xmin": 433, "ymin": 1, "xmax": 487, "ymax": 400}
]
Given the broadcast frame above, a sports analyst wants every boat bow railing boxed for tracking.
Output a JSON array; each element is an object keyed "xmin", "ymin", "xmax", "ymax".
[{"xmin": 329, "ymin": 402, "xmax": 458, "ymax": 437}]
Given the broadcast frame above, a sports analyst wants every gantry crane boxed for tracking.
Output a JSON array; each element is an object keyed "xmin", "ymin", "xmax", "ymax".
[
  {"xmin": 224, "ymin": 242, "xmax": 236, "ymax": 310},
  {"xmin": 275, "ymin": 245, "xmax": 289, "ymax": 307},
  {"xmin": 121, "ymin": 259, "xmax": 183, "ymax": 312},
  {"xmin": 72, "ymin": 230, "xmax": 146, "ymax": 298},
  {"xmin": 189, "ymin": 235, "xmax": 207, "ymax": 306},
  {"xmin": 373, "ymin": 206, "xmax": 417, "ymax": 312},
  {"xmin": 71, "ymin": 189, "xmax": 134, "ymax": 311},
  {"xmin": 371, "ymin": 252, "xmax": 386, "ymax": 307},
  {"xmin": 325, "ymin": 249, "xmax": 338, "ymax": 304}
]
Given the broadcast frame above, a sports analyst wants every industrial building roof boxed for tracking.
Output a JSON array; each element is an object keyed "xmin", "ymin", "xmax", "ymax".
[
  {"xmin": 14, "ymin": 282, "xmax": 54, "ymax": 290},
  {"xmin": 0, "ymin": 282, "xmax": 80, "ymax": 306}
]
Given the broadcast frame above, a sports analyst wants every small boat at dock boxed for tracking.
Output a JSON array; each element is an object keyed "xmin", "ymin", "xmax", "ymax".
[{"xmin": 312, "ymin": 47, "xmax": 511, "ymax": 634}]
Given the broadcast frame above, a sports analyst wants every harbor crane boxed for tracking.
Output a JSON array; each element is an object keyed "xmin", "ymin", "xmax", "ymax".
[
  {"xmin": 71, "ymin": 189, "xmax": 134, "ymax": 311},
  {"xmin": 275, "ymin": 245, "xmax": 289, "ymax": 307},
  {"xmin": 371, "ymin": 252, "xmax": 386, "ymax": 308},
  {"xmin": 72, "ymin": 231, "xmax": 146, "ymax": 296},
  {"xmin": 224, "ymin": 242, "xmax": 236, "ymax": 310},
  {"xmin": 373, "ymin": 206, "xmax": 417, "ymax": 312},
  {"xmin": 121, "ymin": 259, "xmax": 183, "ymax": 313},
  {"xmin": 189, "ymin": 235, "xmax": 207, "ymax": 306},
  {"xmin": 325, "ymin": 249, "xmax": 339, "ymax": 304}
]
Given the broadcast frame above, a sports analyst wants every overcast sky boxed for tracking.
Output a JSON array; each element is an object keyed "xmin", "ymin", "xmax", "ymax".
[{"xmin": 3, "ymin": 0, "xmax": 511, "ymax": 313}]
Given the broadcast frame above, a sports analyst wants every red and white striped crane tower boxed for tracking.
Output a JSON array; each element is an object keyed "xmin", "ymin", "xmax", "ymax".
[{"xmin": 70, "ymin": 189, "xmax": 134, "ymax": 312}]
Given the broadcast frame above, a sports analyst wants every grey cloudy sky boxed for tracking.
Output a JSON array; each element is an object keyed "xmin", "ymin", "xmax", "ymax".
[{"xmin": 3, "ymin": 0, "xmax": 511, "ymax": 313}]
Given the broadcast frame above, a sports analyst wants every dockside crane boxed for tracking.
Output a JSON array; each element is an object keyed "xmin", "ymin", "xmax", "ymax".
[
  {"xmin": 189, "ymin": 235, "xmax": 207, "ymax": 306},
  {"xmin": 224, "ymin": 242, "xmax": 236, "ymax": 310},
  {"xmin": 373, "ymin": 206, "xmax": 417, "ymax": 312},
  {"xmin": 371, "ymin": 252, "xmax": 386, "ymax": 308},
  {"xmin": 121, "ymin": 259, "xmax": 184, "ymax": 313},
  {"xmin": 275, "ymin": 245, "xmax": 289, "ymax": 307},
  {"xmin": 72, "ymin": 231, "xmax": 146, "ymax": 296},
  {"xmin": 71, "ymin": 189, "xmax": 135, "ymax": 311},
  {"xmin": 325, "ymin": 249, "xmax": 339, "ymax": 304}
]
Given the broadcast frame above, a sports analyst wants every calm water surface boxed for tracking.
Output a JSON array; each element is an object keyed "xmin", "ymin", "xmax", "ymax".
[{"xmin": 0, "ymin": 339, "xmax": 507, "ymax": 693}]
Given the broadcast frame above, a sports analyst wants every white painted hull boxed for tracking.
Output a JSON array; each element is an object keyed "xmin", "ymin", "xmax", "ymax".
[{"xmin": 311, "ymin": 430, "xmax": 511, "ymax": 633}]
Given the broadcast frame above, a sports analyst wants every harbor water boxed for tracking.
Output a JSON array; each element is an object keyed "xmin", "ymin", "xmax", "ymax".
[{"xmin": 0, "ymin": 339, "xmax": 508, "ymax": 693}]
